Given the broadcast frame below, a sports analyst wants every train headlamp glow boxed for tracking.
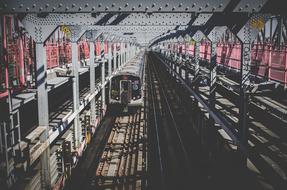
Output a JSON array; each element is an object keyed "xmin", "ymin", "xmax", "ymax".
[{"xmin": 132, "ymin": 84, "xmax": 138, "ymax": 90}]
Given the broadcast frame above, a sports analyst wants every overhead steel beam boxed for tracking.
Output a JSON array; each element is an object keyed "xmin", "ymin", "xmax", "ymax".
[
  {"xmin": 1, "ymin": 0, "xmax": 232, "ymax": 13},
  {"xmin": 233, "ymin": 0, "xmax": 268, "ymax": 12},
  {"xmin": 21, "ymin": 14, "xmax": 180, "ymax": 44},
  {"xmin": 22, "ymin": 13, "xmax": 194, "ymax": 26},
  {"xmin": 117, "ymin": 13, "xmax": 193, "ymax": 26}
]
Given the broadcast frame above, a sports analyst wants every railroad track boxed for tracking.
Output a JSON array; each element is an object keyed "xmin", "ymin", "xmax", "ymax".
[
  {"xmin": 92, "ymin": 107, "xmax": 146, "ymax": 190},
  {"xmin": 146, "ymin": 53, "xmax": 206, "ymax": 190}
]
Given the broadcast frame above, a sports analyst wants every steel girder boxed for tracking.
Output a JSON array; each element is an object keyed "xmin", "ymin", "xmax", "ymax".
[
  {"xmin": 1, "ymin": 0, "xmax": 272, "ymax": 14},
  {"xmin": 22, "ymin": 13, "xmax": 193, "ymax": 26},
  {"xmin": 1, "ymin": 0, "xmax": 233, "ymax": 13},
  {"xmin": 20, "ymin": 13, "xmax": 190, "ymax": 45}
]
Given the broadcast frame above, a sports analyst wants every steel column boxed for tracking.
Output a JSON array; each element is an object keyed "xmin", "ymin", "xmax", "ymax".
[
  {"xmin": 239, "ymin": 42, "xmax": 251, "ymax": 147},
  {"xmin": 194, "ymin": 42, "xmax": 200, "ymax": 86},
  {"xmin": 126, "ymin": 43, "xmax": 130, "ymax": 61},
  {"xmin": 123, "ymin": 42, "xmax": 126, "ymax": 64},
  {"xmin": 113, "ymin": 43, "xmax": 117, "ymax": 71},
  {"xmin": 18, "ymin": 37, "xmax": 25, "ymax": 85},
  {"xmin": 35, "ymin": 42, "xmax": 51, "ymax": 189},
  {"xmin": 108, "ymin": 41, "xmax": 112, "ymax": 76},
  {"xmin": 101, "ymin": 42, "xmax": 106, "ymax": 112},
  {"xmin": 121, "ymin": 42, "xmax": 124, "ymax": 67},
  {"xmin": 119, "ymin": 42, "xmax": 123, "ymax": 68},
  {"xmin": 71, "ymin": 42, "xmax": 81, "ymax": 148},
  {"xmin": 207, "ymin": 26, "xmax": 227, "ymax": 129},
  {"xmin": 208, "ymin": 42, "xmax": 217, "ymax": 129},
  {"xmin": 89, "ymin": 41, "xmax": 96, "ymax": 126},
  {"xmin": 235, "ymin": 14, "xmax": 269, "ymax": 165}
]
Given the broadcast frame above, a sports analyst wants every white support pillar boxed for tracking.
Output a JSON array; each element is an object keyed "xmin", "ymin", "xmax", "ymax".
[
  {"xmin": 179, "ymin": 43, "xmax": 183, "ymax": 63},
  {"xmin": 128, "ymin": 44, "xmax": 131, "ymax": 58},
  {"xmin": 124, "ymin": 43, "xmax": 127, "ymax": 64},
  {"xmin": 101, "ymin": 42, "xmax": 106, "ymax": 112},
  {"xmin": 71, "ymin": 41, "xmax": 81, "ymax": 148},
  {"xmin": 120, "ymin": 42, "xmax": 124, "ymax": 67},
  {"xmin": 113, "ymin": 43, "xmax": 117, "ymax": 72},
  {"xmin": 127, "ymin": 43, "xmax": 130, "ymax": 61},
  {"xmin": 89, "ymin": 41, "xmax": 96, "ymax": 126},
  {"xmin": 35, "ymin": 42, "xmax": 51, "ymax": 189},
  {"xmin": 108, "ymin": 41, "xmax": 112, "ymax": 76}
]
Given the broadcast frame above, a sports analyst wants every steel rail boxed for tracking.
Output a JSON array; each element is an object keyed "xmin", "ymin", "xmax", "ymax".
[
  {"xmin": 146, "ymin": 53, "xmax": 165, "ymax": 189},
  {"xmin": 149, "ymin": 53, "xmax": 190, "ymax": 169}
]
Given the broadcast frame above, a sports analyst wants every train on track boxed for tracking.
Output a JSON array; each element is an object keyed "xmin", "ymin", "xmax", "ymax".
[{"xmin": 109, "ymin": 51, "xmax": 145, "ymax": 106}]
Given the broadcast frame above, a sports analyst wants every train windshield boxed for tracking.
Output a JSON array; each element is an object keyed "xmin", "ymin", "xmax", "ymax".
[{"xmin": 111, "ymin": 78, "xmax": 120, "ymax": 99}]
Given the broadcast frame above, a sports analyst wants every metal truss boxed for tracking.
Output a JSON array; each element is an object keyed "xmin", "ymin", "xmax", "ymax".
[
  {"xmin": 156, "ymin": 13, "xmax": 271, "ymax": 166},
  {"xmin": 21, "ymin": 13, "xmax": 185, "ymax": 44}
]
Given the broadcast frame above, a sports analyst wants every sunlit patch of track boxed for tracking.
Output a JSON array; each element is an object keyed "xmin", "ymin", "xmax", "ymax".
[{"xmin": 90, "ymin": 108, "xmax": 147, "ymax": 190}]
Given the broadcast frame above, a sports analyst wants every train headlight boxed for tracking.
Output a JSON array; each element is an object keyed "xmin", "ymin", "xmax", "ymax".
[
  {"xmin": 132, "ymin": 84, "xmax": 138, "ymax": 90},
  {"xmin": 116, "ymin": 97, "xmax": 119, "ymax": 100},
  {"xmin": 133, "ymin": 97, "xmax": 136, "ymax": 100}
]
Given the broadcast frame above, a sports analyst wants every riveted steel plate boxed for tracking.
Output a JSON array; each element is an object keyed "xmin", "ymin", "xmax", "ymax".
[
  {"xmin": 1, "ymin": 0, "xmax": 231, "ymax": 13},
  {"xmin": 207, "ymin": 26, "xmax": 227, "ymax": 42},
  {"xmin": 192, "ymin": 13, "xmax": 213, "ymax": 26},
  {"xmin": 237, "ymin": 14, "xmax": 270, "ymax": 43},
  {"xmin": 233, "ymin": 0, "xmax": 268, "ymax": 12}
]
